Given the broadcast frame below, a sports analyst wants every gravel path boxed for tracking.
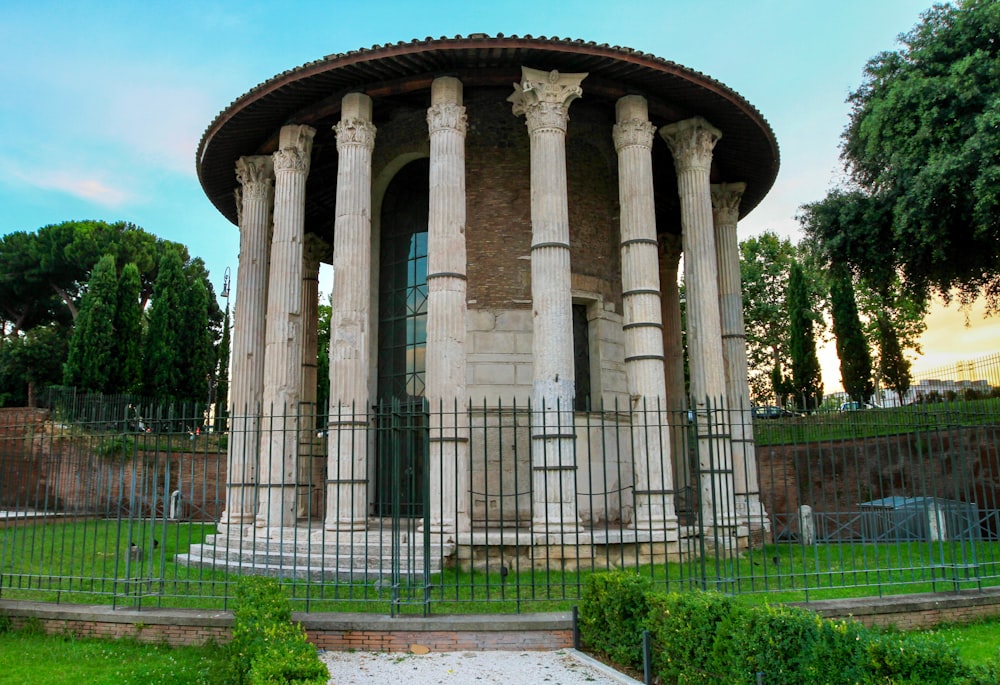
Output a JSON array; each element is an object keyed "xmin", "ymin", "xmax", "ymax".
[{"xmin": 319, "ymin": 648, "xmax": 642, "ymax": 684}]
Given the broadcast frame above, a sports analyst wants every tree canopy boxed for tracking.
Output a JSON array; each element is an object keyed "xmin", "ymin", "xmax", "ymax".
[{"xmin": 842, "ymin": 0, "xmax": 1000, "ymax": 310}]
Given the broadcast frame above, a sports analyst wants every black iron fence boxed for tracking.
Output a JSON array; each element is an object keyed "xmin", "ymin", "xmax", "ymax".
[{"xmin": 1, "ymin": 390, "xmax": 999, "ymax": 613}]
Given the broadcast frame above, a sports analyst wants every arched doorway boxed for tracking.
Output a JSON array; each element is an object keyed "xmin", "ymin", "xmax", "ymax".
[{"xmin": 374, "ymin": 159, "xmax": 429, "ymax": 517}]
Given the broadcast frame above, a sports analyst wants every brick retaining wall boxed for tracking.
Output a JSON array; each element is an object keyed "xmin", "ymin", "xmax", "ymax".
[{"xmin": 5, "ymin": 590, "xmax": 1000, "ymax": 651}]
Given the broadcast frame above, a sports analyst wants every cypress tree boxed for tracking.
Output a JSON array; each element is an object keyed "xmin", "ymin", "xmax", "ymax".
[
  {"xmin": 177, "ymin": 273, "xmax": 213, "ymax": 405},
  {"xmin": 829, "ymin": 266, "xmax": 874, "ymax": 405},
  {"xmin": 787, "ymin": 261, "xmax": 823, "ymax": 412},
  {"xmin": 111, "ymin": 262, "xmax": 143, "ymax": 394},
  {"xmin": 877, "ymin": 314, "xmax": 911, "ymax": 406},
  {"xmin": 214, "ymin": 302, "xmax": 231, "ymax": 431},
  {"xmin": 64, "ymin": 254, "xmax": 117, "ymax": 392},
  {"xmin": 143, "ymin": 249, "xmax": 186, "ymax": 399}
]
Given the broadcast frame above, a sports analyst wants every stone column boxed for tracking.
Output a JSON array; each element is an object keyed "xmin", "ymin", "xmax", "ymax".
[
  {"xmin": 509, "ymin": 66, "xmax": 586, "ymax": 533},
  {"xmin": 660, "ymin": 117, "xmax": 735, "ymax": 529},
  {"xmin": 218, "ymin": 155, "xmax": 273, "ymax": 537},
  {"xmin": 325, "ymin": 93, "xmax": 376, "ymax": 533},
  {"xmin": 712, "ymin": 182, "xmax": 768, "ymax": 533},
  {"xmin": 424, "ymin": 77, "xmax": 469, "ymax": 535},
  {"xmin": 613, "ymin": 95, "xmax": 678, "ymax": 535},
  {"xmin": 658, "ymin": 233, "xmax": 692, "ymax": 516},
  {"xmin": 255, "ymin": 124, "xmax": 315, "ymax": 534},
  {"xmin": 297, "ymin": 234, "xmax": 329, "ymax": 520}
]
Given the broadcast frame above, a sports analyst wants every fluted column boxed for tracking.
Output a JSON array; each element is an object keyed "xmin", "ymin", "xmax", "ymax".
[
  {"xmin": 660, "ymin": 117, "xmax": 735, "ymax": 529},
  {"xmin": 325, "ymin": 93, "xmax": 376, "ymax": 533},
  {"xmin": 424, "ymin": 77, "xmax": 469, "ymax": 535},
  {"xmin": 256, "ymin": 124, "xmax": 315, "ymax": 533},
  {"xmin": 218, "ymin": 155, "xmax": 273, "ymax": 537},
  {"xmin": 297, "ymin": 234, "xmax": 328, "ymax": 520},
  {"xmin": 613, "ymin": 95, "xmax": 677, "ymax": 535},
  {"xmin": 657, "ymin": 234, "xmax": 692, "ymax": 516},
  {"xmin": 510, "ymin": 66, "xmax": 586, "ymax": 533},
  {"xmin": 712, "ymin": 183, "xmax": 768, "ymax": 533}
]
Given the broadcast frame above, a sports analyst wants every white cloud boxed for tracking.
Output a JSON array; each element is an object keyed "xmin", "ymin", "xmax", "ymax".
[{"xmin": 3, "ymin": 159, "xmax": 130, "ymax": 207}]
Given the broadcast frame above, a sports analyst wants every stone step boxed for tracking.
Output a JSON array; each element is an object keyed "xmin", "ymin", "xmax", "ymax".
[
  {"xmin": 174, "ymin": 552, "xmax": 442, "ymax": 582},
  {"xmin": 183, "ymin": 542, "xmax": 453, "ymax": 569}
]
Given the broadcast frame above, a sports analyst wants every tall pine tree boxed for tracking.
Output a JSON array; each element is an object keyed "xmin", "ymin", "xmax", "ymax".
[
  {"xmin": 829, "ymin": 265, "xmax": 874, "ymax": 405},
  {"xmin": 64, "ymin": 254, "xmax": 117, "ymax": 392},
  {"xmin": 787, "ymin": 260, "xmax": 823, "ymax": 412}
]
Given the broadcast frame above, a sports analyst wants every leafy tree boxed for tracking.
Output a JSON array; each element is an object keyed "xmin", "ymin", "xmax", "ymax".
[
  {"xmin": 63, "ymin": 254, "xmax": 117, "ymax": 392},
  {"xmin": 787, "ymin": 261, "xmax": 823, "ymax": 412},
  {"xmin": 842, "ymin": 0, "xmax": 1000, "ymax": 311},
  {"xmin": 740, "ymin": 232, "xmax": 826, "ymax": 404},
  {"xmin": 829, "ymin": 264, "xmax": 874, "ymax": 404},
  {"xmin": 0, "ymin": 231, "xmax": 70, "ymax": 336},
  {"xmin": 111, "ymin": 262, "xmax": 143, "ymax": 394},
  {"xmin": 1, "ymin": 221, "xmax": 187, "ymax": 331},
  {"xmin": 316, "ymin": 293, "xmax": 331, "ymax": 430},
  {"xmin": 0, "ymin": 325, "xmax": 68, "ymax": 407}
]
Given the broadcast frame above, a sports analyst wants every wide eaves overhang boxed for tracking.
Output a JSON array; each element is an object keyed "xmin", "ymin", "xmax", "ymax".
[{"xmin": 197, "ymin": 34, "xmax": 780, "ymax": 227}]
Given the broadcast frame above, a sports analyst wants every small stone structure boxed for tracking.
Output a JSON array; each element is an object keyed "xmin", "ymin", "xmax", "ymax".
[{"xmin": 195, "ymin": 35, "xmax": 779, "ymax": 574}]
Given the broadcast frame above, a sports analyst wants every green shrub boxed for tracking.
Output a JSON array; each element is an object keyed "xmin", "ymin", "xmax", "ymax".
[
  {"xmin": 578, "ymin": 570, "xmax": 652, "ymax": 668},
  {"xmin": 709, "ymin": 603, "xmax": 820, "ymax": 684},
  {"xmin": 228, "ymin": 576, "xmax": 327, "ymax": 685},
  {"xmin": 249, "ymin": 626, "xmax": 329, "ymax": 685},
  {"xmin": 864, "ymin": 630, "xmax": 969, "ymax": 685},
  {"xmin": 645, "ymin": 591, "xmax": 735, "ymax": 684}
]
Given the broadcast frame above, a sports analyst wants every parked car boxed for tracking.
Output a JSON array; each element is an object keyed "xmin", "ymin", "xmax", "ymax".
[
  {"xmin": 753, "ymin": 405, "xmax": 799, "ymax": 419},
  {"xmin": 838, "ymin": 401, "xmax": 878, "ymax": 412}
]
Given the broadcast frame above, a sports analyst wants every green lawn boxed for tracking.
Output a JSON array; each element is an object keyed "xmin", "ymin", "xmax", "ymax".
[
  {"xmin": 932, "ymin": 618, "xmax": 1000, "ymax": 664},
  {"xmin": 753, "ymin": 397, "xmax": 1000, "ymax": 445},
  {"xmin": 0, "ymin": 622, "xmax": 228, "ymax": 685}
]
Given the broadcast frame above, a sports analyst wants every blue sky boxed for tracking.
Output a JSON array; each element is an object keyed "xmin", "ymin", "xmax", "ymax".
[{"xmin": 4, "ymin": 0, "xmax": 990, "ymax": 389}]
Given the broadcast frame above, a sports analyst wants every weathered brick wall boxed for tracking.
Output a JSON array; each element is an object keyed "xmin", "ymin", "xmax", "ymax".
[{"xmin": 0, "ymin": 415, "xmax": 225, "ymax": 519}]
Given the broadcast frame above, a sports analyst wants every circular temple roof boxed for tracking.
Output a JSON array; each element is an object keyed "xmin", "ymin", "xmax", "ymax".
[{"xmin": 197, "ymin": 34, "xmax": 779, "ymax": 228}]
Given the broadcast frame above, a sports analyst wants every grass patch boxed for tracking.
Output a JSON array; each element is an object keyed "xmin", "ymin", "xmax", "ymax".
[
  {"xmin": 754, "ymin": 397, "xmax": 1000, "ymax": 446},
  {"xmin": 930, "ymin": 617, "xmax": 1000, "ymax": 665},
  {"xmin": 0, "ymin": 624, "xmax": 228, "ymax": 685}
]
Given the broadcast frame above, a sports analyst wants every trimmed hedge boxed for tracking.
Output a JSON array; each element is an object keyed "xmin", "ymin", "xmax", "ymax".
[
  {"xmin": 228, "ymin": 576, "xmax": 329, "ymax": 685},
  {"xmin": 579, "ymin": 570, "xmax": 1000, "ymax": 685}
]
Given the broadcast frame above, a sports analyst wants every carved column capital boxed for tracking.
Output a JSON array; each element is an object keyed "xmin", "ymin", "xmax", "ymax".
[
  {"xmin": 710, "ymin": 182, "xmax": 747, "ymax": 227},
  {"xmin": 272, "ymin": 126, "xmax": 315, "ymax": 174},
  {"xmin": 613, "ymin": 118, "xmax": 656, "ymax": 152},
  {"xmin": 335, "ymin": 118, "xmax": 376, "ymax": 151},
  {"xmin": 509, "ymin": 66, "xmax": 587, "ymax": 134},
  {"xmin": 427, "ymin": 102, "xmax": 467, "ymax": 135},
  {"xmin": 235, "ymin": 155, "xmax": 274, "ymax": 201},
  {"xmin": 660, "ymin": 116, "xmax": 722, "ymax": 173}
]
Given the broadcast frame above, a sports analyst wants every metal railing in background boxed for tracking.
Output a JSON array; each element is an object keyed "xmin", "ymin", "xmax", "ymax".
[{"xmin": 0, "ymin": 389, "xmax": 999, "ymax": 613}]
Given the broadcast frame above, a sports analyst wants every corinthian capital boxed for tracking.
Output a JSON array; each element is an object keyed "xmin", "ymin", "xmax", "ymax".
[
  {"xmin": 508, "ymin": 66, "xmax": 587, "ymax": 134},
  {"xmin": 235, "ymin": 155, "xmax": 274, "ymax": 201},
  {"xmin": 613, "ymin": 118, "xmax": 656, "ymax": 152},
  {"xmin": 427, "ymin": 102, "xmax": 467, "ymax": 135},
  {"xmin": 335, "ymin": 118, "xmax": 376, "ymax": 151},
  {"xmin": 710, "ymin": 182, "xmax": 747, "ymax": 226},
  {"xmin": 273, "ymin": 125, "xmax": 316, "ymax": 174},
  {"xmin": 660, "ymin": 117, "xmax": 722, "ymax": 173}
]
